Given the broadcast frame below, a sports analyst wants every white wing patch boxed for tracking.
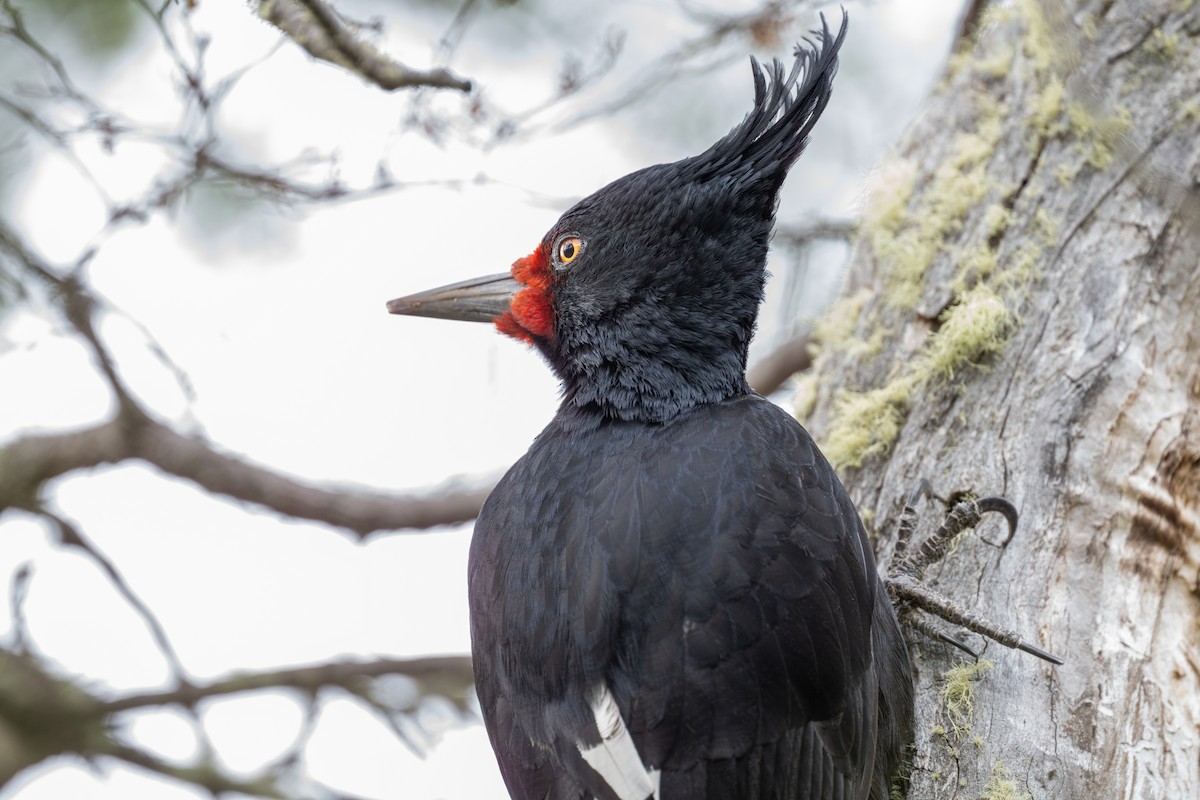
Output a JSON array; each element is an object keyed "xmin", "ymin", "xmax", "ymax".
[{"xmin": 578, "ymin": 684, "xmax": 659, "ymax": 800}]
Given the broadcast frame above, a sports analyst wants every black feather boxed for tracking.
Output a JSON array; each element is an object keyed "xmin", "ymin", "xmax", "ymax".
[{"xmin": 471, "ymin": 397, "xmax": 912, "ymax": 799}]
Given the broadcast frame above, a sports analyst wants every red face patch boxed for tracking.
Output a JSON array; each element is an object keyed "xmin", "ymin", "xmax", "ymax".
[{"xmin": 496, "ymin": 244, "xmax": 555, "ymax": 344}]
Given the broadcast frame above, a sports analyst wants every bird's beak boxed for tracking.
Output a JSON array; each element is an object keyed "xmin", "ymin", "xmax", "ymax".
[{"xmin": 386, "ymin": 272, "xmax": 520, "ymax": 323}]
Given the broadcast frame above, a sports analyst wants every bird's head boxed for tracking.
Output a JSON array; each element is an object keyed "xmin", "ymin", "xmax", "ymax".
[{"xmin": 389, "ymin": 13, "xmax": 846, "ymax": 423}]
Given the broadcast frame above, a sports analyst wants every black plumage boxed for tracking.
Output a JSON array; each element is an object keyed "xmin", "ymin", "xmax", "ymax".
[
  {"xmin": 389, "ymin": 11, "xmax": 913, "ymax": 799},
  {"xmin": 473, "ymin": 397, "xmax": 911, "ymax": 799}
]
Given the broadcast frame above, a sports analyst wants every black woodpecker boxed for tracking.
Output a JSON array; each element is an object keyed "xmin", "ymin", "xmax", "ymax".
[{"xmin": 389, "ymin": 12, "xmax": 914, "ymax": 799}]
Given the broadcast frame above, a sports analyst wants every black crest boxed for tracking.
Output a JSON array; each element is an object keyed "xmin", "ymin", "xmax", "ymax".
[{"xmin": 679, "ymin": 9, "xmax": 847, "ymax": 194}]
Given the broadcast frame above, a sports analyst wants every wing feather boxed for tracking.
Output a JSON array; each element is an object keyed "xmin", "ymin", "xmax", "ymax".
[{"xmin": 577, "ymin": 684, "xmax": 659, "ymax": 800}]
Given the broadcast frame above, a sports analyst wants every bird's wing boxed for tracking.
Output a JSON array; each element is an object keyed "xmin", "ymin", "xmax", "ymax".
[
  {"xmin": 470, "ymin": 396, "xmax": 891, "ymax": 799},
  {"xmin": 471, "ymin": 426, "xmax": 662, "ymax": 800},
  {"xmin": 615, "ymin": 397, "xmax": 882, "ymax": 798}
]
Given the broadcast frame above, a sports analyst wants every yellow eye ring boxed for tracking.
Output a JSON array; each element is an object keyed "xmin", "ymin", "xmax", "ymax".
[{"xmin": 557, "ymin": 235, "xmax": 583, "ymax": 266}]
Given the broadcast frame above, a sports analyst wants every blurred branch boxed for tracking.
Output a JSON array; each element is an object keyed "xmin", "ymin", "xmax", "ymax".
[
  {"xmin": 0, "ymin": 648, "xmax": 113, "ymax": 787},
  {"xmin": 103, "ymin": 744, "xmax": 285, "ymax": 798},
  {"xmin": 523, "ymin": 0, "xmax": 817, "ymax": 137},
  {"xmin": 0, "ymin": 644, "xmax": 470, "ymax": 793},
  {"xmin": 0, "ymin": 0, "xmax": 102, "ymax": 112},
  {"xmin": 774, "ymin": 216, "xmax": 856, "ymax": 247},
  {"xmin": 102, "ymin": 655, "xmax": 475, "ymax": 714},
  {"xmin": 413, "ymin": 0, "xmax": 835, "ymax": 147},
  {"xmin": 0, "ymin": 413, "xmax": 494, "ymax": 535},
  {"xmin": 747, "ymin": 332, "xmax": 813, "ymax": 397},
  {"xmin": 434, "ymin": 0, "xmax": 482, "ymax": 64},
  {"xmin": 257, "ymin": 0, "xmax": 472, "ymax": 91},
  {"xmin": 0, "ymin": 220, "xmax": 493, "ymax": 534},
  {"xmin": 742, "ymin": 216, "xmax": 855, "ymax": 396},
  {"xmin": 0, "ymin": 356, "xmax": 827, "ymax": 529},
  {"xmin": 36, "ymin": 504, "xmax": 231, "ymax": 781},
  {"xmin": 41, "ymin": 509, "xmax": 189, "ymax": 674},
  {"xmin": 0, "ymin": 91, "xmax": 114, "ymax": 202}
]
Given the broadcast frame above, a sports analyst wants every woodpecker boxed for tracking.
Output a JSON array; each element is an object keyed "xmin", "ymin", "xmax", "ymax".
[{"xmin": 389, "ymin": 13, "xmax": 913, "ymax": 799}]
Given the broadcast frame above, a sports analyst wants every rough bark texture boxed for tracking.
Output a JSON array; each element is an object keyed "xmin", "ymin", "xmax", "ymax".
[{"xmin": 799, "ymin": 1, "xmax": 1200, "ymax": 796}]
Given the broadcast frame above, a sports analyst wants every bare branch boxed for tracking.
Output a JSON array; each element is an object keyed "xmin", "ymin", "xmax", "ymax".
[
  {"xmin": 0, "ymin": 642, "xmax": 472, "ymax": 792},
  {"xmin": 101, "ymin": 655, "xmax": 474, "ymax": 714},
  {"xmin": 131, "ymin": 0, "xmax": 201, "ymax": 99},
  {"xmin": 0, "ymin": 93, "xmax": 64, "ymax": 144},
  {"xmin": 39, "ymin": 509, "xmax": 189, "ymax": 676},
  {"xmin": 257, "ymin": 0, "xmax": 472, "ymax": 92},
  {"xmin": 0, "ymin": 648, "xmax": 113, "ymax": 786},
  {"xmin": 522, "ymin": 0, "xmax": 817, "ymax": 137},
  {"xmin": 0, "ymin": 217, "xmax": 494, "ymax": 533},
  {"xmin": 0, "ymin": 92, "xmax": 114, "ymax": 202},
  {"xmin": 0, "ymin": 199, "xmax": 818, "ymax": 531},
  {"xmin": 0, "ymin": 0, "xmax": 102, "ymax": 111},
  {"xmin": 32, "ymin": 504, "xmax": 228, "ymax": 776},
  {"xmin": 110, "ymin": 304, "xmax": 198, "ymax": 406},
  {"xmin": 133, "ymin": 413, "xmax": 495, "ymax": 535},
  {"xmin": 0, "ymin": 413, "xmax": 495, "ymax": 535},
  {"xmin": 434, "ymin": 0, "xmax": 482, "ymax": 64},
  {"xmin": 0, "ymin": 223, "xmax": 135, "ymax": 404},
  {"xmin": 0, "ymin": 507, "xmax": 474, "ymax": 793}
]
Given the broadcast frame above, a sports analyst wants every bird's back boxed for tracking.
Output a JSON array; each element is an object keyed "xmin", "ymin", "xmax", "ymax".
[{"xmin": 469, "ymin": 395, "xmax": 913, "ymax": 799}]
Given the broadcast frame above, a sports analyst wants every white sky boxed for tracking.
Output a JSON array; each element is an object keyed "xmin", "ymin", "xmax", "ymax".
[{"xmin": 0, "ymin": 1, "xmax": 963, "ymax": 797}]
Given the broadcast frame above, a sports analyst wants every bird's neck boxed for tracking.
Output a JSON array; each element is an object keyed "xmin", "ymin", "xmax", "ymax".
[{"xmin": 550, "ymin": 331, "xmax": 753, "ymax": 425}]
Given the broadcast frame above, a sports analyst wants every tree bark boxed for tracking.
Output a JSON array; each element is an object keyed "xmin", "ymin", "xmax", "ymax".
[{"xmin": 799, "ymin": 1, "xmax": 1200, "ymax": 796}]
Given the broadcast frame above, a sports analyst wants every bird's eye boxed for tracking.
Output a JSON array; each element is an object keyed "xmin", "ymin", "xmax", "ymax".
[{"xmin": 556, "ymin": 236, "xmax": 583, "ymax": 266}]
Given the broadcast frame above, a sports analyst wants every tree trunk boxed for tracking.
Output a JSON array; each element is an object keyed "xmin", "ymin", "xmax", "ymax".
[{"xmin": 799, "ymin": 1, "xmax": 1200, "ymax": 796}]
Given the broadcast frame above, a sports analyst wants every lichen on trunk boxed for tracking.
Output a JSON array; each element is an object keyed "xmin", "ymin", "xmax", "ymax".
[{"xmin": 798, "ymin": 0, "xmax": 1200, "ymax": 796}]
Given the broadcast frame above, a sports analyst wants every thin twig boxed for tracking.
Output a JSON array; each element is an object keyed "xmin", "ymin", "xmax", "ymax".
[
  {"xmin": 8, "ymin": 563, "xmax": 32, "ymax": 654},
  {"xmin": 0, "ymin": 0, "xmax": 102, "ymax": 111},
  {"xmin": 39, "ymin": 509, "xmax": 191, "ymax": 678},
  {"xmin": 434, "ymin": 0, "xmax": 481, "ymax": 65},
  {"xmin": 521, "ymin": 0, "xmax": 819, "ymax": 138}
]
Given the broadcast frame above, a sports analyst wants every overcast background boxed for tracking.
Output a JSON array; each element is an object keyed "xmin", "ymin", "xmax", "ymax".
[{"xmin": 0, "ymin": 0, "xmax": 964, "ymax": 797}]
